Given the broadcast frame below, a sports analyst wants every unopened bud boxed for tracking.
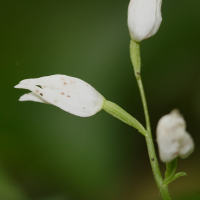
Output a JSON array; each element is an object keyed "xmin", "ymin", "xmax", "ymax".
[
  {"xmin": 156, "ymin": 110, "xmax": 194, "ymax": 163},
  {"xmin": 127, "ymin": 0, "xmax": 162, "ymax": 42}
]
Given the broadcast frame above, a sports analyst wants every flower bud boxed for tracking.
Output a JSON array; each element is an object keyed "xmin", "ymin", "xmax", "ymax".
[
  {"xmin": 14, "ymin": 75, "xmax": 105, "ymax": 117},
  {"xmin": 127, "ymin": 0, "xmax": 162, "ymax": 42},
  {"xmin": 156, "ymin": 110, "xmax": 194, "ymax": 163}
]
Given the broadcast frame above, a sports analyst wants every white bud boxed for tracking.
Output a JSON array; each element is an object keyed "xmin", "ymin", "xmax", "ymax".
[
  {"xmin": 127, "ymin": 0, "xmax": 162, "ymax": 42},
  {"xmin": 14, "ymin": 75, "xmax": 105, "ymax": 117},
  {"xmin": 156, "ymin": 110, "xmax": 194, "ymax": 163}
]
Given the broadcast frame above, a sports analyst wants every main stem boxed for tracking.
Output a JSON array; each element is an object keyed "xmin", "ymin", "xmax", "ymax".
[
  {"xmin": 130, "ymin": 40, "xmax": 171, "ymax": 200},
  {"xmin": 137, "ymin": 77, "xmax": 171, "ymax": 200}
]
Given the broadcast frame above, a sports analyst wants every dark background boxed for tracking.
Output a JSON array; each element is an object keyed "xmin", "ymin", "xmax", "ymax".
[{"xmin": 1, "ymin": 0, "xmax": 200, "ymax": 199}]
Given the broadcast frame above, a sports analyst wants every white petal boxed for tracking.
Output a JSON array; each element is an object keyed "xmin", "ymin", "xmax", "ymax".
[
  {"xmin": 15, "ymin": 75, "xmax": 105, "ymax": 117},
  {"xmin": 19, "ymin": 92, "xmax": 48, "ymax": 103},
  {"xmin": 128, "ymin": 0, "xmax": 157, "ymax": 42},
  {"xmin": 145, "ymin": 0, "xmax": 162, "ymax": 39},
  {"xmin": 179, "ymin": 133, "xmax": 194, "ymax": 158}
]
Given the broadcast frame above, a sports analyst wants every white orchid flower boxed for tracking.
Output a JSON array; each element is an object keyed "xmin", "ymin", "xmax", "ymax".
[
  {"xmin": 14, "ymin": 75, "xmax": 105, "ymax": 117},
  {"xmin": 156, "ymin": 110, "xmax": 194, "ymax": 163},
  {"xmin": 128, "ymin": 0, "xmax": 162, "ymax": 42}
]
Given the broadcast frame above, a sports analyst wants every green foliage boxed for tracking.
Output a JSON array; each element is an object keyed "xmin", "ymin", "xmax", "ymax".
[{"xmin": 103, "ymin": 100, "xmax": 147, "ymax": 136}]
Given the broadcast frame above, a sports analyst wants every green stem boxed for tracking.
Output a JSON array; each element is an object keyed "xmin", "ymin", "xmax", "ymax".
[
  {"xmin": 137, "ymin": 77, "xmax": 171, "ymax": 200},
  {"xmin": 103, "ymin": 100, "xmax": 148, "ymax": 136},
  {"xmin": 130, "ymin": 39, "xmax": 171, "ymax": 200}
]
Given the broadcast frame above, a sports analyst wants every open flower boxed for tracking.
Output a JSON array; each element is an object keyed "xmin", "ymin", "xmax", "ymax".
[
  {"xmin": 127, "ymin": 0, "xmax": 162, "ymax": 42},
  {"xmin": 156, "ymin": 110, "xmax": 194, "ymax": 163},
  {"xmin": 14, "ymin": 75, "xmax": 105, "ymax": 117}
]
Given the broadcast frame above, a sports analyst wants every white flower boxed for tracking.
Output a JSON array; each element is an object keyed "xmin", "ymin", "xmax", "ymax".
[
  {"xmin": 156, "ymin": 110, "xmax": 194, "ymax": 163},
  {"xmin": 14, "ymin": 75, "xmax": 105, "ymax": 117},
  {"xmin": 127, "ymin": 0, "xmax": 162, "ymax": 42}
]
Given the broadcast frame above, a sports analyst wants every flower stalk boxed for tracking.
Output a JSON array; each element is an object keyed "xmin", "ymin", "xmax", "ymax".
[{"xmin": 130, "ymin": 39, "xmax": 171, "ymax": 200}]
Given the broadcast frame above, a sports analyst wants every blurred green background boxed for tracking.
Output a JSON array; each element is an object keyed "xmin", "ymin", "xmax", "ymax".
[{"xmin": 1, "ymin": 0, "xmax": 200, "ymax": 199}]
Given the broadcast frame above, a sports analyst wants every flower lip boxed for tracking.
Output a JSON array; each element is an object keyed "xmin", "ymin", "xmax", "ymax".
[{"xmin": 14, "ymin": 74, "xmax": 105, "ymax": 117}]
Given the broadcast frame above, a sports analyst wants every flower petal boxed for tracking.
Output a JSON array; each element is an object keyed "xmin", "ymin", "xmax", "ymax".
[
  {"xmin": 19, "ymin": 92, "xmax": 48, "ymax": 103},
  {"xmin": 179, "ymin": 133, "xmax": 194, "ymax": 159},
  {"xmin": 145, "ymin": 0, "xmax": 162, "ymax": 39},
  {"xmin": 15, "ymin": 75, "xmax": 105, "ymax": 117}
]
